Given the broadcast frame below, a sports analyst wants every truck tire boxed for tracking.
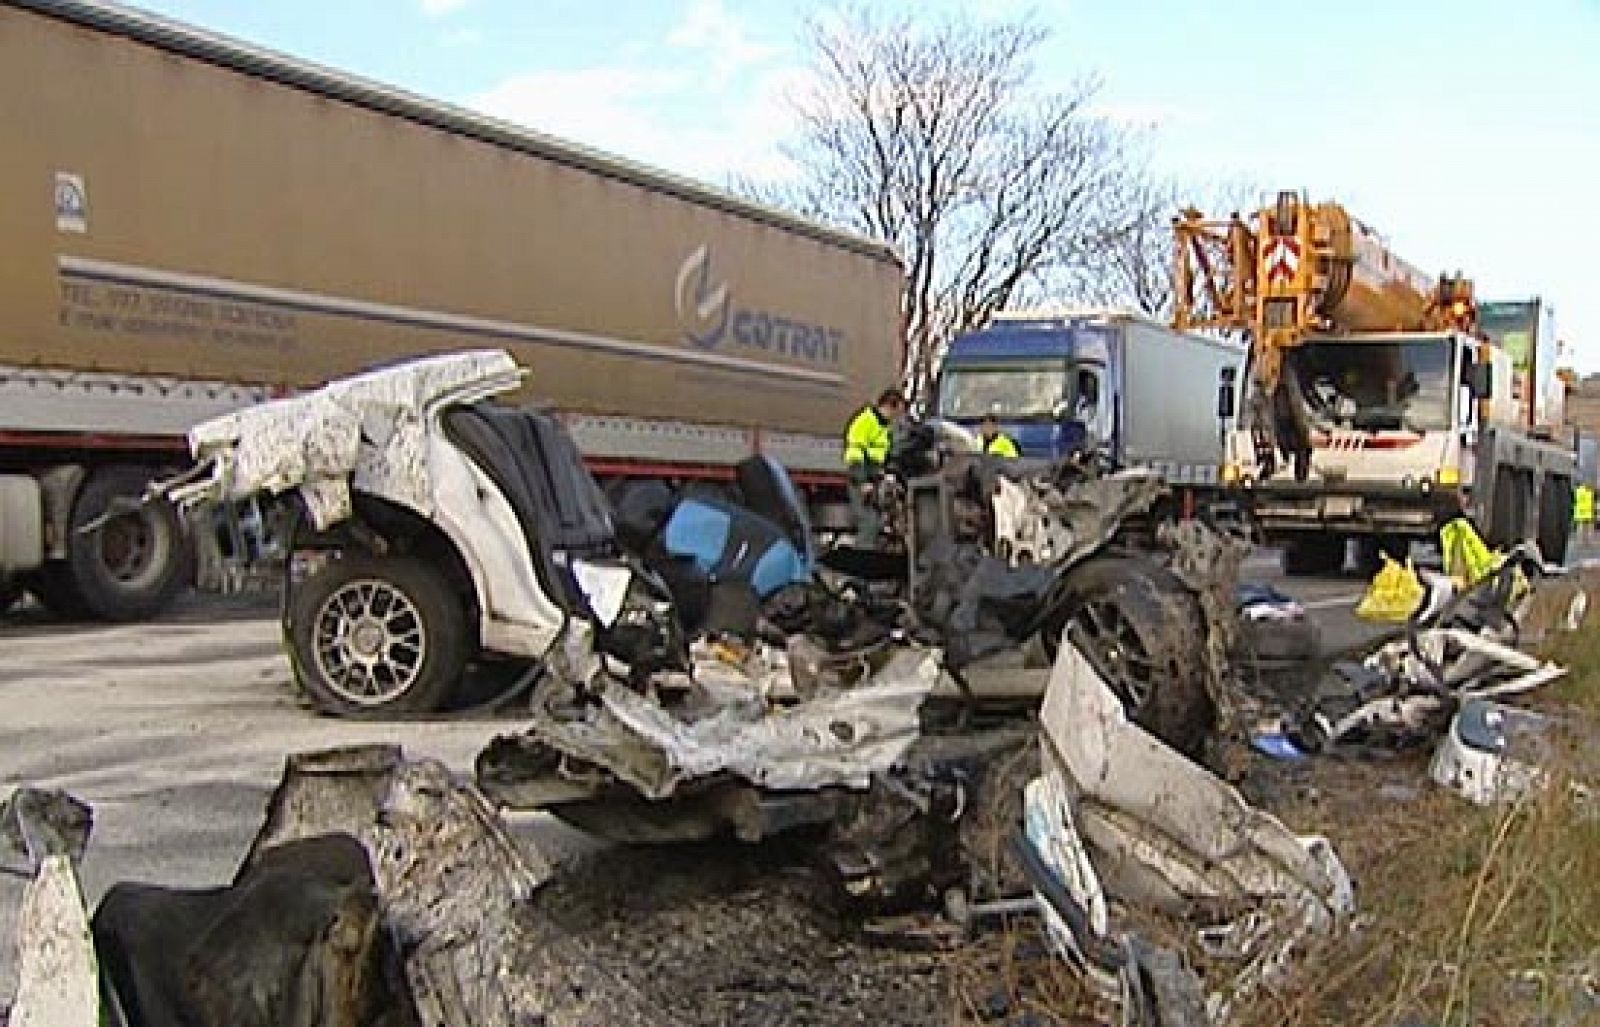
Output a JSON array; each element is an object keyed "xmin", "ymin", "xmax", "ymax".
[
  {"xmin": 1538, "ymin": 476, "xmax": 1572, "ymax": 566},
  {"xmin": 1487, "ymin": 470, "xmax": 1516, "ymax": 548},
  {"xmin": 285, "ymin": 551, "xmax": 469, "ymax": 718},
  {"xmin": 1042, "ymin": 557, "xmax": 1214, "ymax": 759},
  {"xmin": 1281, "ymin": 537, "xmax": 1344, "ymax": 577},
  {"xmin": 39, "ymin": 466, "xmax": 192, "ymax": 622},
  {"xmin": 0, "ymin": 576, "xmax": 22, "ymax": 616},
  {"xmin": 1488, "ymin": 469, "xmax": 1533, "ymax": 549},
  {"xmin": 27, "ymin": 564, "xmax": 91, "ymax": 620}
]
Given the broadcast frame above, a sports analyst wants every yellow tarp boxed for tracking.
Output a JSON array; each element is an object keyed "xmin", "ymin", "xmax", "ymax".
[{"xmin": 1356, "ymin": 555, "xmax": 1425, "ymax": 622}]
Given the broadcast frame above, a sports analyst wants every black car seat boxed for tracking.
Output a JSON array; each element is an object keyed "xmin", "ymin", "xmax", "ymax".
[
  {"xmin": 442, "ymin": 402, "xmax": 616, "ymax": 617},
  {"xmin": 734, "ymin": 454, "xmax": 813, "ymax": 561}
]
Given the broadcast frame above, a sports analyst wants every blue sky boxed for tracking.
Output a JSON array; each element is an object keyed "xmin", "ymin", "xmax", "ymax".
[{"xmin": 134, "ymin": 0, "xmax": 1600, "ymax": 371}]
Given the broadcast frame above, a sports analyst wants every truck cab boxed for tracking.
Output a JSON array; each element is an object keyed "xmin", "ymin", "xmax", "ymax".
[
  {"xmin": 1233, "ymin": 330, "xmax": 1574, "ymax": 569},
  {"xmin": 934, "ymin": 318, "xmax": 1113, "ymax": 461},
  {"xmin": 1234, "ymin": 331, "xmax": 1483, "ymax": 490}
]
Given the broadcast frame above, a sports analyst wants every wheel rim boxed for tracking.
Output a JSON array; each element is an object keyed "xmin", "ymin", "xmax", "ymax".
[
  {"xmin": 311, "ymin": 578, "xmax": 427, "ymax": 706},
  {"xmin": 95, "ymin": 510, "xmax": 167, "ymax": 588},
  {"xmin": 1066, "ymin": 598, "xmax": 1156, "ymax": 711}
]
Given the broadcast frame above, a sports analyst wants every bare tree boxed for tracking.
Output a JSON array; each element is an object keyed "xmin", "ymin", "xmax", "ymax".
[
  {"xmin": 752, "ymin": 9, "xmax": 1151, "ymax": 400},
  {"xmin": 1068, "ymin": 177, "xmax": 1264, "ymax": 320}
]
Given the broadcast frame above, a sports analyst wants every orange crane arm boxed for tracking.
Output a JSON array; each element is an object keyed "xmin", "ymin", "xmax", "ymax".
[{"xmin": 1173, "ymin": 191, "xmax": 1477, "ymax": 391}]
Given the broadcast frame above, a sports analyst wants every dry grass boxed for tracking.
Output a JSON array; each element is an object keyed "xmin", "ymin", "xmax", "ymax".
[
  {"xmin": 1234, "ymin": 574, "xmax": 1600, "ymax": 1026},
  {"xmin": 1236, "ymin": 774, "xmax": 1600, "ymax": 1026},
  {"xmin": 947, "ymin": 924, "xmax": 1111, "ymax": 1025}
]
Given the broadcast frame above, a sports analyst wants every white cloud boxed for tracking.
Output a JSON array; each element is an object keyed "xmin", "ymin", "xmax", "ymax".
[
  {"xmin": 441, "ymin": 26, "xmax": 483, "ymax": 47},
  {"xmin": 466, "ymin": 2, "xmax": 805, "ymax": 185},
  {"xmin": 666, "ymin": 0, "xmax": 781, "ymax": 85},
  {"xmin": 419, "ymin": 0, "xmax": 469, "ymax": 18},
  {"xmin": 469, "ymin": 63, "xmax": 799, "ymax": 182},
  {"xmin": 472, "ymin": 66, "xmax": 678, "ymax": 148}
]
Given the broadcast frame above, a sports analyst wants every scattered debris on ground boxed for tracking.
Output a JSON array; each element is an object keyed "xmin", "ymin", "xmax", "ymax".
[
  {"xmin": 5, "ymin": 545, "xmax": 1597, "ymax": 1025},
  {"xmin": 8, "ymin": 563, "xmax": 1596, "ymax": 1025},
  {"xmin": 2, "ymin": 789, "xmax": 98, "ymax": 1027}
]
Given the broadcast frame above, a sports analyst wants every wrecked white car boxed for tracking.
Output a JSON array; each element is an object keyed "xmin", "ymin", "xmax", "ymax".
[{"xmin": 155, "ymin": 351, "xmax": 1238, "ymax": 828}]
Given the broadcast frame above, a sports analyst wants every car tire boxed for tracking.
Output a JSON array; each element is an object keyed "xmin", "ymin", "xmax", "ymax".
[
  {"xmin": 1041, "ymin": 557, "xmax": 1215, "ymax": 759},
  {"xmin": 284, "ymin": 550, "xmax": 469, "ymax": 718}
]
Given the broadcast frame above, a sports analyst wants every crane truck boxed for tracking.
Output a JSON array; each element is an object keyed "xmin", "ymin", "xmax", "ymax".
[
  {"xmin": 1174, "ymin": 191, "xmax": 1575, "ymax": 574},
  {"xmin": 0, "ymin": 0, "xmax": 902, "ymax": 621}
]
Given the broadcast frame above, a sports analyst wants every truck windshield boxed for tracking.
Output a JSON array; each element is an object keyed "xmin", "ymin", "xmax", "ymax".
[
  {"xmin": 938, "ymin": 365, "xmax": 1068, "ymax": 420},
  {"xmin": 1288, "ymin": 339, "xmax": 1453, "ymax": 432}
]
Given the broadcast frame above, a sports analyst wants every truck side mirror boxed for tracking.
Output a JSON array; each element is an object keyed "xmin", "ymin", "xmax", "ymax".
[
  {"xmin": 1465, "ymin": 361, "xmax": 1492, "ymax": 399},
  {"xmin": 1217, "ymin": 368, "xmax": 1237, "ymax": 420}
]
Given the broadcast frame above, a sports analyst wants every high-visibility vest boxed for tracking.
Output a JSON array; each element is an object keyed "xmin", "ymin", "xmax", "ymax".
[
  {"xmin": 1574, "ymin": 484, "xmax": 1594, "ymax": 524},
  {"xmin": 984, "ymin": 432, "xmax": 1020, "ymax": 459},
  {"xmin": 843, "ymin": 405, "xmax": 891, "ymax": 467}
]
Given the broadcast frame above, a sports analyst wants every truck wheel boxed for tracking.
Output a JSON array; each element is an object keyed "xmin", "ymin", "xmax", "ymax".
[
  {"xmin": 1488, "ymin": 469, "xmax": 1532, "ymax": 549},
  {"xmin": 1043, "ymin": 557, "xmax": 1214, "ymax": 759},
  {"xmin": 42, "ymin": 466, "xmax": 192, "ymax": 622},
  {"xmin": 1538, "ymin": 477, "xmax": 1572, "ymax": 565},
  {"xmin": 0, "ymin": 576, "xmax": 22, "ymax": 616},
  {"xmin": 285, "ymin": 551, "xmax": 468, "ymax": 718},
  {"xmin": 1281, "ymin": 537, "xmax": 1344, "ymax": 577},
  {"xmin": 1488, "ymin": 470, "xmax": 1515, "ymax": 548}
]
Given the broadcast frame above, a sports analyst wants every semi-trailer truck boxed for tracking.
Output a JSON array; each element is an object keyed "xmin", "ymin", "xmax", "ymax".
[
  {"xmin": 0, "ymin": 0, "xmax": 904, "ymax": 620},
  {"xmin": 1174, "ymin": 191, "xmax": 1575, "ymax": 573}
]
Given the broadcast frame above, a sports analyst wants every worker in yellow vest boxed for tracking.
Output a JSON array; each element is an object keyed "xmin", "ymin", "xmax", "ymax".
[
  {"xmin": 1574, "ymin": 482, "xmax": 1594, "ymax": 542},
  {"xmin": 842, "ymin": 387, "xmax": 907, "ymax": 546},
  {"xmin": 978, "ymin": 414, "xmax": 1020, "ymax": 459}
]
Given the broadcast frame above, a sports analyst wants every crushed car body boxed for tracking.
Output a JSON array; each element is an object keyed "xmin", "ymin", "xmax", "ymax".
[
  {"xmin": 14, "ymin": 346, "xmax": 1597, "ymax": 1027},
  {"xmin": 1020, "ymin": 642, "xmax": 1353, "ymax": 1025}
]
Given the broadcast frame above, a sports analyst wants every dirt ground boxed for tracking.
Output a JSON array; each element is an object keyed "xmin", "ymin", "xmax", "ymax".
[{"xmin": 515, "ymin": 840, "xmax": 960, "ymax": 1025}]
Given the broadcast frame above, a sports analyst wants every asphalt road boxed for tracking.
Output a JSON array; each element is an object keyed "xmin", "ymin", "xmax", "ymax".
[
  {"xmin": 1239, "ymin": 547, "xmax": 1387, "ymax": 656},
  {"xmin": 0, "ymin": 540, "xmax": 1580, "ymax": 1008},
  {"xmin": 0, "ymin": 592, "xmax": 596, "ymax": 1007}
]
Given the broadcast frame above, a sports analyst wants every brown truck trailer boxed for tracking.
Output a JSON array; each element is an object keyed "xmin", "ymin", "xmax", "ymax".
[{"xmin": 0, "ymin": 0, "xmax": 903, "ymax": 620}]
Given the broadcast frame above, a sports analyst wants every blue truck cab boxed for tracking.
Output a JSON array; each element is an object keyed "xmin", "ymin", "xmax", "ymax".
[{"xmin": 934, "ymin": 316, "xmax": 1116, "ymax": 461}]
